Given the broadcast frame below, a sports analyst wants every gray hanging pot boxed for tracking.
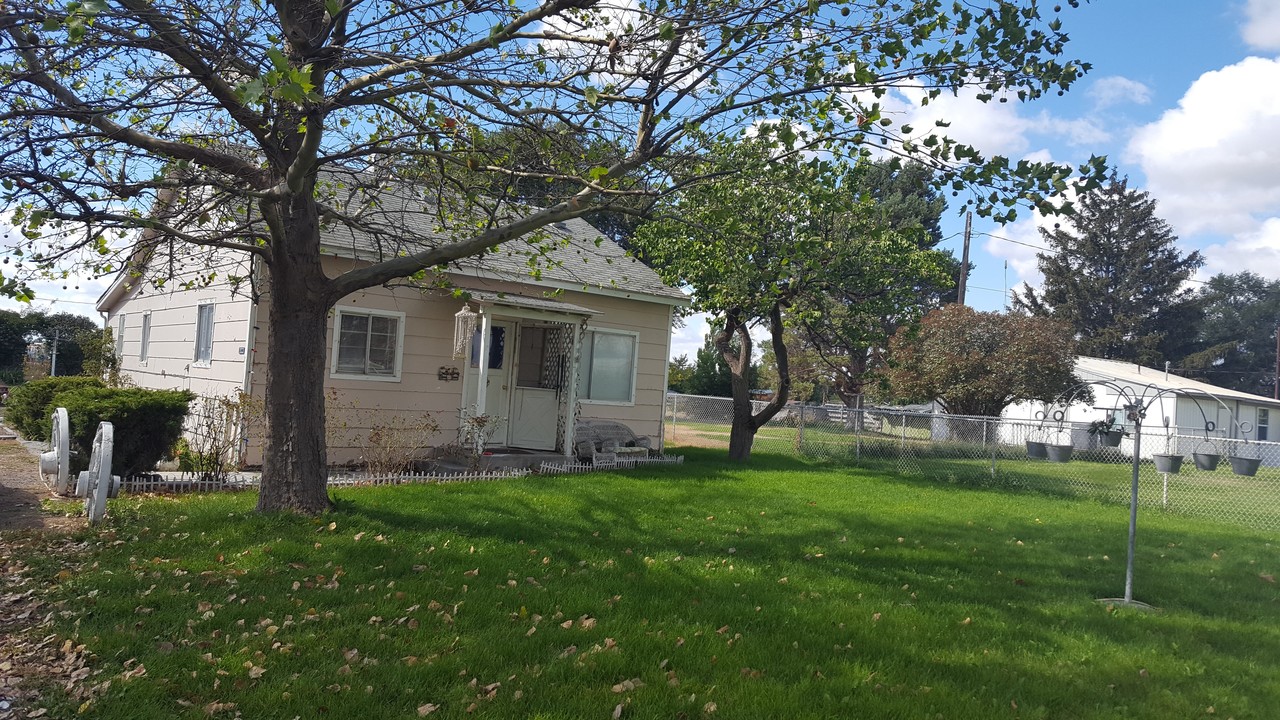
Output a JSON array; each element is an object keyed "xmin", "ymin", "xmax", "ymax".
[
  {"xmin": 1045, "ymin": 444, "xmax": 1074, "ymax": 463},
  {"xmin": 1153, "ymin": 454, "xmax": 1183, "ymax": 474},
  {"xmin": 1101, "ymin": 430, "xmax": 1124, "ymax": 447},
  {"xmin": 1192, "ymin": 453, "xmax": 1221, "ymax": 471},
  {"xmin": 1228, "ymin": 455, "xmax": 1262, "ymax": 477},
  {"xmin": 1026, "ymin": 440, "xmax": 1048, "ymax": 459}
]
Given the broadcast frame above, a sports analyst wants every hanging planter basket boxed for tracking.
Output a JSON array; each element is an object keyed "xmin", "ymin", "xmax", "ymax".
[
  {"xmin": 1228, "ymin": 455, "xmax": 1262, "ymax": 477},
  {"xmin": 1045, "ymin": 444, "xmax": 1074, "ymax": 463},
  {"xmin": 1192, "ymin": 440, "xmax": 1221, "ymax": 471},
  {"xmin": 1025, "ymin": 440, "xmax": 1048, "ymax": 459},
  {"xmin": 1100, "ymin": 429, "xmax": 1125, "ymax": 447},
  {"xmin": 1153, "ymin": 454, "xmax": 1184, "ymax": 474}
]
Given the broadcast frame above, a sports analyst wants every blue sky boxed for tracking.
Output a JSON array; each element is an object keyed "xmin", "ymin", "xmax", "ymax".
[{"xmin": 671, "ymin": 0, "xmax": 1280, "ymax": 361}]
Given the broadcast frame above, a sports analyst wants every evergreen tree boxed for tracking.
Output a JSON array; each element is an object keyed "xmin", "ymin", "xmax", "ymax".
[
  {"xmin": 790, "ymin": 159, "xmax": 955, "ymax": 416},
  {"xmin": 1178, "ymin": 272, "xmax": 1280, "ymax": 396},
  {"xmin": 1012, "ymin": 177, "xmax": 1203, "ymax": 364}
]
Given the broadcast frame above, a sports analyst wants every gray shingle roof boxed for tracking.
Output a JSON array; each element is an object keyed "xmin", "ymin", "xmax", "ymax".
[{"xmin": 316, "ymin": 175, "xmax": 686, "ymax": 303}]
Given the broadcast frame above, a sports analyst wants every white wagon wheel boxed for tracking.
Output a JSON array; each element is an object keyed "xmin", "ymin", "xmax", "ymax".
[
  {"xmin": 84, "ymin": 422, "xmax": 115, "ymax": 526},
  {"xmin": 38, "ymin": 407, "xmax": 72, "ymax": 495}
]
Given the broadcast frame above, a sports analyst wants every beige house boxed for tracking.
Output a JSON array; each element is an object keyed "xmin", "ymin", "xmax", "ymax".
[{"xmin": 96, "ymin": 214, "xmax": 687, "ymax": 466}]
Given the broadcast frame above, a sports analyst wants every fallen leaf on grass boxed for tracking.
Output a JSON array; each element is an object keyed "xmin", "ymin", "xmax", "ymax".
[
  {"xmin": 613, "ymin": 703, "xmax": 624, "ymax": 719},
  {"xmin": 248, "ymin": 665, "xmax": 266, "ymax": 679},
  {"xmin": 612, "ymin": 678, "xmax": 645, "ymax": 693},
  {"xmin": 204, "ymin": 701, "xmax": 236, "ymax": 716},
  {"xmin": 417, "ymin": 703, "xmax": 439, "ymax": 715},
  {"xmin": 1260, "ymin": 573, "xmax": 1275, "ymax": 584},
  {"xmin": 703, "ymin": 701, "xmax": 718, "ymax": 714}
]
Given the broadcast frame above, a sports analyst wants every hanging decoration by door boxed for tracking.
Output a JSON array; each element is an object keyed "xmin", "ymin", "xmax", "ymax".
[{"xmin": 453, "ymin": 304, "xmax": 479, "ymax": 359}]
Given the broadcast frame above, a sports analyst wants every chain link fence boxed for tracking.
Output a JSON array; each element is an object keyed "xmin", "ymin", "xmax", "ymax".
[{"xmin": 665, "ymin": 392, "xmax": 1280, "ymax": 532}]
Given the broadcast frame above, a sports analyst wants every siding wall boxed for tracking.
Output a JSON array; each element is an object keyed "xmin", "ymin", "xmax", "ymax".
[
  {"xmin": 241, "ymin": 258, "xmax": 677, "ymax": 466},
  {"xmin": 106, "ymin": 249, "xmax": 254, "ymax": 400}
]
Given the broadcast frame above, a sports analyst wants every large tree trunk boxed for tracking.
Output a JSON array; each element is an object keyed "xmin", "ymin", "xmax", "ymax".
[
  {"xmin": 719, "ymin": 304, "xmax": 791, "ymax": 462},
  {"xmin": 256, "ymin": 192, "xmax": 334, "ymax": 514}
]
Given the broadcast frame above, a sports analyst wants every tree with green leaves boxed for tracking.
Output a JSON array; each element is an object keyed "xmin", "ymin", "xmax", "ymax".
[
  {"xmin": 1012, "ymin": 177, "xmax": 1203, "ymax": 364},
  {"xmin": 1, "ymin": 0, "xmax": 1103, "ymax": 510},
  {"xmin": 635, "ymin": 140, "xmax": 947, "ymax": 459},
  {"xmin": 1178, "ymin": 272, "xmax": 1280, "ymax": 396},
  {"xmin": 28, "ymin": 311, "xmax": 100, "ymax": 377},
  {"xmin": 790, "ymin": 159, "xmax": 956, "ymax": 421},
  {"xmin": 883, "ymin": 305, "xmax": 1080, "ymax": 417},
  {"xmin": 0, "ymin": 310, "xmax": 29, "ymax": 384}
]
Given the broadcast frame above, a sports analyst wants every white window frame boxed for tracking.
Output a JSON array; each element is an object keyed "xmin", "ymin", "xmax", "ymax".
[
  {"xmin": 194, "ymin": 302, "xmax": 215, "ymax": 367},
  {"xmin": 578, "ymin": 326, "xmax": 639, "ymax": 406},
  {"xmin": 329, "ymin": 306, "xmax": 406, "ymax": 382},
  {"xmin": 114, "ymin": 313, "xmax": 126, "ymax": 358},
  {"xmin": 1259, "ymin": 408, "xmax": 1270, "ymax": 442},
  {"xmin": 139, "ymin": 311, "xmax": 152, "ymax": 364}
]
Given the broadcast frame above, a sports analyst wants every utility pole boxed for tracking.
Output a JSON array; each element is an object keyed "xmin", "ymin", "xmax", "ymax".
[
  {"xmin": 1274, "ymin": 321, "xmax": 1278, "ymax": 400},
  {"xmin": 957, "ymin": 211, "xmax": 972, "ymax": 306},
  {"xmin": 50, "ymin": 329, "xmax": 59, "ymax": 377}
]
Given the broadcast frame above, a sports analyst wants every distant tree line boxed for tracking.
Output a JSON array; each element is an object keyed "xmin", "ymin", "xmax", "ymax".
[{"xmin": 0, "ymin": 310, "xmax": 106, "ymax": 385}]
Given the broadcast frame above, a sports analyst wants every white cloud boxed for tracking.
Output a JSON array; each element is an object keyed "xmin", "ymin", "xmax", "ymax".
[
  {"xmin": 1126, "ymin": 56, "xmax": 1280, "ymax": 237},
  {"xmin": 668, "ymin": 312, "xmax": 710, "ymax": 362},
  {"xmin": 1242, "ymin": 0, "xmax": 1280, "ymax": 50},
  {"xmin": 980, "ymin": 211, "xmax": 1049, "ymax": 301},
  {"xmin": 874, "ymin": 83, "xmax": 1109, "ymax": 160},
  {"xmin": 1086, "ymin": 76, "xmax": 1153, "ymax": 110},
  {"xmin": 1200, "ymin": 216, "xmax": 1280, "ymax": 280}
]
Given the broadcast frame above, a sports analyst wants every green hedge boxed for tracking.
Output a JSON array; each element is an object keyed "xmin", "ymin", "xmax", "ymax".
[
  {"xmin": 4, "ymin": 376, "xmax": 105, "ymax": 440},
  {"xmin": 53, "ymin": 386, "xmax": 194, "ymax": 478}
]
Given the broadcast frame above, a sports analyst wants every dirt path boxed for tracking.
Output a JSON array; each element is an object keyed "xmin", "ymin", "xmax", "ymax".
[
  {"xmin": 1, "ymin": 437, "xmax": 88, "ymax": 719},
  {"xmin": 0, "ymin": 438, "xmax": 84, "ymax": 533}
]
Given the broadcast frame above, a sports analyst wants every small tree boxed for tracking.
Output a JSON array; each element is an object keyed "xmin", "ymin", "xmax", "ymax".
[
  {"xmin": 636, "ymin": 141, "xmax": 946, "ymax": 459},
  {"xmin": 883, "ymin": 305, "xmax": 1079, "ymax": 417},
  {"xmin": 791, "ymin": 160, "xmax": 957, "ymax": 421}
]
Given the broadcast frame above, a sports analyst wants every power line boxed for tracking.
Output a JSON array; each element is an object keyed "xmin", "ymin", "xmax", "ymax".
[{"xmin": 974, "ymin": 230, "xmax": 1210, "ymax": 285}]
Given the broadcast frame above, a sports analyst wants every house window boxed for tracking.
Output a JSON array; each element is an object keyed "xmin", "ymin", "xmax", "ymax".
[
  {"xmin": 194, "ymin": 303, "xmax": 215, "ymax": 365},
  {"xmin": 139, "ymin": 313, "xmax": 152, "ymax": 363},
  {"xmin": 1259, "ymin": 409, "xmax": 1270, "ymax": 442},
  {"xmin": 331, "ymin": 307, "xmax": 404, "ymax": 380},
  {"xmin": 578, "ymin": 329, "xmax": 637, "ymax": 403},
  {"xmin": 115, "ymin": 314, "xmax": 126, "ymax": 358}
]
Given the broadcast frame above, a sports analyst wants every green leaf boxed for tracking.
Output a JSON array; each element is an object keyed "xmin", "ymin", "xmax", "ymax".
[
  {"xmin": 237, "ymin": 78, "xmax": 265, "ymax": 106},
  {"xmin": 583, "ymin": 86, "xmax": 599, "ymax": 107},
  {"xmin": 267, "ymin": 48, "xmax": 290, "ymax": 72}
]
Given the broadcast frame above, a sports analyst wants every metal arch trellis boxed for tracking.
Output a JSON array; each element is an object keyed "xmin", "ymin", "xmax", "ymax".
[{"xmin": 1044, "ymin": 380, "xmax": 1259, "ymax": 610}]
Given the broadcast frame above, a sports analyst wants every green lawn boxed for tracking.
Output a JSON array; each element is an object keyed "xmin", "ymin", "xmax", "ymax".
[{"xmin": 14, "ymin": 448, "xmax": 1280, "ymax": 719}]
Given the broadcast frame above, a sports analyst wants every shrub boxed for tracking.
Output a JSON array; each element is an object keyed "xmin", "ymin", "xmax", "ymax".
[
  {"xmin": 4, "ymin": 375, "xmax": 105, "ymax": 440},
  {"xmin": 54, "ymin": 386, "xmax": 194, "ymax": 478}
]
